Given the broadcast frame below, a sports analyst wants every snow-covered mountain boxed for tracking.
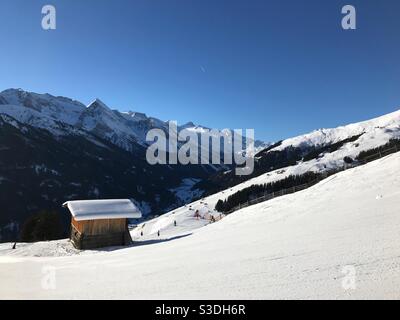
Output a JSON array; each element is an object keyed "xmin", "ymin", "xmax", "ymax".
[
  {"xmin": 0, "ymin": 88, "xmax": 265, "ymax": 153},
  {"xmin": 199, "ymin": 109, "xmax": 400, "ymax": 193},
  {"xmin": 0, "ymin": 89, "xmax": 172, "ymax": 150},
  {"xmin": 270, "ymin": 109, "xmax": 400, "ymax": 152}
]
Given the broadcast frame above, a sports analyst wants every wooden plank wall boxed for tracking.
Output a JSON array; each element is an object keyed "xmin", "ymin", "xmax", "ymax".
[{"xmin": 72, "ymin": 218, "xmax": 126, "ymax": 236}]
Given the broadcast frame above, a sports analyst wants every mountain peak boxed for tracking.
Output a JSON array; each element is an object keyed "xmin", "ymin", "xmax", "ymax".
[
  {"xmin": 0, "ymin": 88, "xmax": 28, "ymax": 99},
  {"xmin": 87, "ymin": 98, "xmax": 110, "ymax": 110},
  {"xmin": 1, "ymin": 88, "xmax": 25, "ymax": 94},
  {"xmin": 182, "ymin": 121, "xmax": 195, "ymax": 128},
  {"xmin": 121, "ymin": 111, "xmax": 148, "ymax": 122}
]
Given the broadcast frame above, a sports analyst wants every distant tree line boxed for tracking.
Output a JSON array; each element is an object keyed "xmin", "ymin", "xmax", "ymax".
[
  {"xmin": 215, "ymin": 171, "xmax": 324, "ymax": 213},
  {"xmin": 356, "ymin": 139, "xmax": 400, "ymax": 161}
]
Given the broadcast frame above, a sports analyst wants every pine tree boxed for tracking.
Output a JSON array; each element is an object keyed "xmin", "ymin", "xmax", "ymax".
[
  {"xmin": 20, "ymin": 211, "xmax": 63, "ymax": 242},
  {"xmin": 215, "ymin": 199, "xmax": 225, "ymax": 212}
]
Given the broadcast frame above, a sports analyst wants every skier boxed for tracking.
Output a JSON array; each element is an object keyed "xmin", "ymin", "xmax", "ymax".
[
  {"xmin": 157, "ymin": 230, "xmax": 160, "ymax": 237},
  {"xmin": 140, "ymin": 231, "xmax": 143, "ymax": 237},
  {"xmin": 174, "ymin": 220, "xmax": 177, "ymax": 227},
  {"xmin": 12, "ymin": 242, "xmax": 16, "ymax": 250}
]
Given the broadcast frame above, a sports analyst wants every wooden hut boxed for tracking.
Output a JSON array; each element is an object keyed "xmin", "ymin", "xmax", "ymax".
[{"xmin": 63, "ymin": 199, "xmax": 142, "ymax": 250}]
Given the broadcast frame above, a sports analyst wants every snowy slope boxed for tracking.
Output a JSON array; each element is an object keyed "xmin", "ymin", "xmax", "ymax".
[
  {"xmin": 131, "ymin": 198, "xmax": 223, "ymax": 241},
  {"xmin": 270, "ymin": 109, "xmax": 400, "ymax": 152},
  {"xmin": 1, "ymin": 152, "xmax": 399, "ymax": 299},
  {"xmin": 155, "ymin": 112, "xmax": 400, "ymax": 221}
]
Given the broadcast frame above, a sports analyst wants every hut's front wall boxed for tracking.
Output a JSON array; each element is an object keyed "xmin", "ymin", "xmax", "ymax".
[
  {"xmin": 72, "ymin": 218, "xmax": 126, "ymax": 236},
  {"xmin": 70, "ymin": 218, "xmax": 132, "ymax": 250}
]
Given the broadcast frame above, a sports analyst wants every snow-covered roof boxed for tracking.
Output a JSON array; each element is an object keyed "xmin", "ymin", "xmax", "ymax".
[{"xmin": 63, "ymin": 199, "xmax": 142, "ymax": 221}]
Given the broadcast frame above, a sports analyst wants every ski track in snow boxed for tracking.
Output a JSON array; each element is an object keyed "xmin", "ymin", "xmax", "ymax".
[{"xmin": 0, "ymin": 153, "xmax": 400, "ymax": 299}]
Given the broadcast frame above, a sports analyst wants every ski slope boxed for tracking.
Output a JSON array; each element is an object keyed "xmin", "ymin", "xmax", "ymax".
[
  {"xmin": 131, "ymin": 202, "xmax": 223, "ymax": 242},
  {"xmin": 1, "ymin": 152, "xmax": 399, "ymax": 299}
]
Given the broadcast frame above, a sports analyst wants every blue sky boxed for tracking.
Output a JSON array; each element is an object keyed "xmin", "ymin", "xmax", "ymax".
[{"xmin": 0, "ymin": 0, "xmax": 399, "ymax": 142}]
